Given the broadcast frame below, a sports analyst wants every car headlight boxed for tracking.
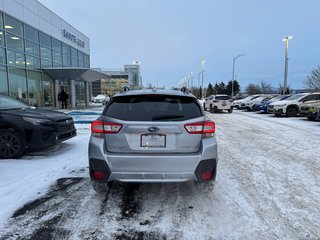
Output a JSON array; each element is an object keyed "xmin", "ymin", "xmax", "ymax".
[
  {"xmin": 275, "ymin": 104, "xmax": 287, "ymax": 107},
  {"xmin": 23, "ymin": 117, "xmax": 52, "ymax": 126}
]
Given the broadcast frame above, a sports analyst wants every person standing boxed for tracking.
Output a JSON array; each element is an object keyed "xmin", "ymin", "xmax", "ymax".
[{"xmin": 58, "ymin": 88, "xmax": 69, "ymax": 109}]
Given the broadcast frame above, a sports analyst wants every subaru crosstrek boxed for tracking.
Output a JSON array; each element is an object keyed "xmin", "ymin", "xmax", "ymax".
[
  {"xmin": 88, "ymin": 88, "xmax": 218, "ymax": 191},
  {"xmin": 0, "ymin": 94, "xmax": 76, "ymax": 159}
]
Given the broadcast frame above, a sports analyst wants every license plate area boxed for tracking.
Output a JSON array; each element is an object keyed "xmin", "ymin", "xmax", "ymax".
[{"xmin": 141, "ymin": 134, "xmax": 166, "ymax": 148}]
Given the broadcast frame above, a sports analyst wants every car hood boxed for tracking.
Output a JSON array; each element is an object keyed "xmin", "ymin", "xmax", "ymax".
[
  {"xmin": 4, "ymin": 108, "xmax": 72, "ymax": 121},
  {"xmin": 272, "ymin": 100, "xmax": 296, "ymax": 105}
]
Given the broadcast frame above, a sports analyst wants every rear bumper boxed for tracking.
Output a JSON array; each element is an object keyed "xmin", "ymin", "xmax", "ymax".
[{"xmin": 89, "ymin": 137, "xmax": 218, "ymax": 183}]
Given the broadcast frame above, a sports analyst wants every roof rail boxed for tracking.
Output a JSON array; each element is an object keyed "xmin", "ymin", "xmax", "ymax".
[
  {"xmin": 120, "ymin": 86, "xmax": 131, "ymax": 93},
  {"xmin": 180, "ymin": 87, "xmax": 189, "ymax": 94}
]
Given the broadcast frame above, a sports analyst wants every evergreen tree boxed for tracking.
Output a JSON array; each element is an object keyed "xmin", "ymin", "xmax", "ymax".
[
  {"xmin": 206, "ymin": 83, "xmax": 214, "ymax": 97},
  {"xmin": 226, "ymin": 80, "xmax": 240, "ymax": 96}
]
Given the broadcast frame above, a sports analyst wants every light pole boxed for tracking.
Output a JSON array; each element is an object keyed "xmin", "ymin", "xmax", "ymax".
[
  {"xmin": 232, "ymin": 54, "xmax": 246, "ymax": 97},
  {"xmin": 201, "ymin": 60, "xmax": 205, "ymax": 99},
  {"xmin": 282, "ymin": 36, "xmax": 293, "ymax": 94}
]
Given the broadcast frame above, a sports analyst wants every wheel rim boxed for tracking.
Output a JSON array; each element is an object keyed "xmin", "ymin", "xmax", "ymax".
[
  {"xmin": 0, "ymin": 132, "xmax": 21, "ymax": 158},
  {"xmin": 287, "ymin": 108, "xmax": 297, "ymax": 117}
]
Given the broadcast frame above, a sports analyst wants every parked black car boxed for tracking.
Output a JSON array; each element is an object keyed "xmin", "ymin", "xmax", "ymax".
[{"xmin": 0, "ymin": 94, "xmax": 77, "ymax": 159}]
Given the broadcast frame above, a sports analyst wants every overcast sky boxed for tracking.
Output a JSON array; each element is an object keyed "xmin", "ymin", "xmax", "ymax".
[{"xmin": 38, "ymin": 0, "xmax": 320, "ymax": 90}]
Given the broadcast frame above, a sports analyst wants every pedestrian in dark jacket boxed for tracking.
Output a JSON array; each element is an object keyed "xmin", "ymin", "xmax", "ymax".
[{"xmin": 58, "ymin": 89, "xmax": 69, "ymax": 109}]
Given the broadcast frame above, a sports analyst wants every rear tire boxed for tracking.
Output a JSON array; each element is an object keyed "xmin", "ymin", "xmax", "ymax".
[
  {"xmin": 203, "ymin": 103, "xmax": 207, "ymax": 111},
  {"xmin": 0, "ymin": 129, "xmax": 24, "ymax": 159},
  {"xmin": 228, "ymin": 108, "xmax": 233, "ymax": 113},
  {"xmin": 286, "ymin": 107, "xmax": 298, "ymax": 117},
  {"xmin": 210, "ymin": 104, "xmax": 214, "ymax": 113}
]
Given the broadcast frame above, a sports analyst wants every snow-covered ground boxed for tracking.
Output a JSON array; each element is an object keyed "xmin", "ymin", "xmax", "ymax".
[{"xmin": 0, "ymin": 110, "xmax": 319, "ymax": 239}]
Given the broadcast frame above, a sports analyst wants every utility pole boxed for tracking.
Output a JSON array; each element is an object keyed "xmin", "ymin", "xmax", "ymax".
[{"xmin": 282, "ymin": 36, "xmax": 292, "ymax": 94}]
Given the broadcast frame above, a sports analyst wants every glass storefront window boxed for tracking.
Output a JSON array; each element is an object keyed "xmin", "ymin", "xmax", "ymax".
[
  {"xmin": 41, "ymin": 59, "xmax": 52, "ymax": 68},
  {"xmin": 40, "ymin": 46, "xmax": 51, "ymax": 61},
  {"xmin": 7, "ymin": 50, "xmax": 25, "ymax": 67},
  {"xmin": 0, "ymin": 65, "xmax": 8, "ymax": 94},
  {"xmin": 75, "ymin": 81, "xmax": 86, "ymax": 107},
  {"xmin": 25, "ymin": 25, "xmax": 39, "ymax": 42},
  {"xmin": 78, "ymin": 51, "xmax": 84, "ymax": 63},
  {"xmin": 52, "ymin": 51, "xmax": 62, "ymax": 64},
  {"xmin": 62, "ymin": 54, "xmax": 71, "ymax": 67},
  {"xmin": 59, "ymin": 80, "xmax": 70, "ymax": 108},
  {"xmin": 0, "ymin": 13, "xmax": 3, "ymax": 29},
  {"xmin": 84, "ymin": 54, "xmax": 90, "ymax": 68},
  {"xmin": 71, "ymin": 47, "xmax": 77, "ymax": 59},
  {"xmin": 0, "ymin": 30, "xmax": 4, "ymax": 46},
  {"xmin": 42, "ymin": 77, "xmax": 54, "ymax": 107},
  {"xmin": 62, "ymin": 43, "xmax": 71, "ymax": 56},
  {"xmin": 52, "ymin": 38, "xmax": 61, "ymax": 52},
  {"xmin": 26, "ymin": 55, "xmax": 40, "ymax": 69},
  {"xmin": 53, "ymin": 62, "xmax": 62, "ymax": 67},
  {"xmin": 8, "ymin": 67, "xmax": 27, "ymax": 103},
  {"xmin": 0, "ymin": 47, "xmax": 6, "ymax": 64},
  {"xmin": 4, "ymin": 15, "xmax": 23, "ymax": 36},
  {"xmin": 71, "ymin": 58, "xmax": 78, "ymax": 67},
  {"xmin": 25, "ymin": 40, "xmax": 40, "ymax": 56},
  {"xmin": 27, "ymin": 70, "xmax": 41, "ymax": 107},
  {"xmin": 39, "ymin": 32, "xmax": 51, "ymax": 47},
  {"xmin": 6, "ymin": 33, "xmax": 24, "ymax": 52},
  {"xmin": 78, "ymin": 61, "xmax": 84, "ymax": 68}
]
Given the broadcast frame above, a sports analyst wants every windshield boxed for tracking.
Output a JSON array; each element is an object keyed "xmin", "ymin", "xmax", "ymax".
[
  {"xmin": 285, "ymin": 94, "xmax": 306, "ymax": 101},
  {"xmin": 0, "ymin": 95, "xmax": 29, "ymax": 110},
  {"xmin": 104, "ymin": 95, "xmax": 202, "ymax": 121}
]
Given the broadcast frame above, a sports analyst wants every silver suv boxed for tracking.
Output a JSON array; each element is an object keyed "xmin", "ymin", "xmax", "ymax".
[{"xmin": 88, "ymin": 88, "xmax": 218, "ymax": 191}]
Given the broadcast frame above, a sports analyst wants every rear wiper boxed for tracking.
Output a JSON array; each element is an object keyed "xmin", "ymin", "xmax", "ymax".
[{"xmin": 152, "ymin": 114, "xmax": 185, "ymax": 120}]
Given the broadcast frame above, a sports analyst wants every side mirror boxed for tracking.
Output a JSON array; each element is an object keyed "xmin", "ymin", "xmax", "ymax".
[{"xmin": 205, "ymin": 98, "xmax": 208, "ymax": 101}]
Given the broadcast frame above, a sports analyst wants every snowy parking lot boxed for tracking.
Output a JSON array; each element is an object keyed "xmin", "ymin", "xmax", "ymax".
[{"xmin": 0, "ymin": 110, "xmax": 320, "ymax": 239}]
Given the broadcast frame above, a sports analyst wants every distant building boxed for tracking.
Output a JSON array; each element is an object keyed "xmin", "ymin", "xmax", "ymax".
[{"xmin": 92, "ymin": 64, "xmax": 142, "ymax": 97}]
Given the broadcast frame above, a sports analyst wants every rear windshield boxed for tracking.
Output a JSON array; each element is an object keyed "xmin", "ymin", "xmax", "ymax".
[
  {"xmin": 104, "ymin": 95, "xmax": 203, "ymax": 121},
  {"xmin": 216, "ymin": 95, "xmax": 231, "ymax": 100}
]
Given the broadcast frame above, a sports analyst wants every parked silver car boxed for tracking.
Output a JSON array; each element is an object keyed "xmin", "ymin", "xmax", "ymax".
[{"xmin": 88, "ymin": 88, "xmax": 218, "ymax": 191}]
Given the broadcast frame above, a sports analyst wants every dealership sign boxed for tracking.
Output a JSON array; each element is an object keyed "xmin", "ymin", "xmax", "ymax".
[{"xmin": 62, "ymin": 29, "xmax": 85, "ymax": 48}]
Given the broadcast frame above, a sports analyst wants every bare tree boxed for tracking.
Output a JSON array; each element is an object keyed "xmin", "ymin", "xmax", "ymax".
[
  {"xmin": 278, "ymin": 83, "xmax": 291, "ymax": 94},
  {"xmin": 259, "ymin": 80, "xmax": 273, "ymax": 94},
  {"xmin": 305, "ymin": 66, "xmax": 320, "ymax": 91},
  {"xmin": 245, "ymin": 83, "xmax": 261, "ymax": 95}
]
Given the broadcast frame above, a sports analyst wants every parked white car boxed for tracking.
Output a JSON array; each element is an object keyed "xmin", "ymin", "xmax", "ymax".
[
  {"xmin": 93, "ymin": 94, "xmax": 110, "ymax": 104},
  {"xmin": 269, "ymin": 92, "xmax": 320, "ymax": 117},
  {"xmin": 203, "ymin": 94, "xmax": 233, "ymax": 113},
  {"xmin": 232, "ymin": 94, "xmax": 261, "ymax": 109}
]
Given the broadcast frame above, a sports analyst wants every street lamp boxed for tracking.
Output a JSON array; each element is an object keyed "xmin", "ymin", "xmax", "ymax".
[
  {"xmin": 201, "ymin": 60, "xmax": 205, "ymax": 99},
  {"xmin": 282, "ymin": 36, "xmax": 293, "ymax": 94},
  {"xmin": 232, "ymin": 54, "xmax": 246, "ymax": 97}
]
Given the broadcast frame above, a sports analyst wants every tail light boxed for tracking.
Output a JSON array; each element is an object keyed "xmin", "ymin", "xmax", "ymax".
[
  {"xmin": 93, "ymin": 171, "xmax": 105, "ymax": 180},
  {"xmin": 184, "ymin": 121, "xmax": 215, "ymax": 136},
  {"xmin": 91, "ymin": 120, "xmax": 122, "ymax": 137},
  {"xmin": 201, "ymin": 171, "xmax": 213, "ymax": 180}
]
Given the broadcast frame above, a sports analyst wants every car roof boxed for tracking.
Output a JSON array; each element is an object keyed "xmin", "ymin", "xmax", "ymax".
[{"xmin": 113, "ymin": 89, "xmax": 196, "ymax": 98}]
